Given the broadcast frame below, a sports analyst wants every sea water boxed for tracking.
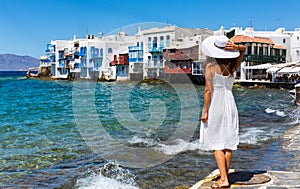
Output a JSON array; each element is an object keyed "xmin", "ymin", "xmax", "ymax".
[{"xmin": 0, "ymin": 71, "xmax": 298, "ymax": 188}]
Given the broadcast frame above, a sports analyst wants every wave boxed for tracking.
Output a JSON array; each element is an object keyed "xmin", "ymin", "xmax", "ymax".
[
  {"xmin": 265, "ymin": 108, "xmax": 286, "ymax": 117},
  {"xmin": 239, "ymin": 127, "xmax": 282, "ymax": 145},
  {"xmin": 127, "ymin": 136, "xmax": 201, "ymax": 155},
  {"xmin": 76, "ymin": 161, "xmax": 139, "ymax": 189},
  {"xmin": 155, "ymin": 139, "xmax": 200, "ymax": 155},
  {"xmin": 127, "ymin": 132, "xmax": 279, "ymax": 155},
  {"xmin": 127, "ymin": 136, "xmax": 158, "ymax": 147},
  {"xmin": 239, "ymin": 127, "xmax": 266, "ymax": 145}
]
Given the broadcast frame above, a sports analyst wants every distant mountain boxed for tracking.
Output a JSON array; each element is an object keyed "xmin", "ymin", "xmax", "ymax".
[{"xmin": 0, "ymin": 54, "xmax": 39, "ymax": 71}]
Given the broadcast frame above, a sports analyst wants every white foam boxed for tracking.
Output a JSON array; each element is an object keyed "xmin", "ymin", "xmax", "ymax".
[
  {"xmin": 76, "ymin": 174, "xmax": 139, "ymax": 189},
  {"xmin": 265, "ymin": 108, "xmax": 276, "ymax": 114},
  {"xmin": 239, "ymin": 127, "xmax": 264, "ymax": 145},
  {"xmin": 239, "ymin": 126, "xmax": 282, "ymax": 145},
  {"xmin": 127, "ymin": 136, "xmax": 157, "ymax": 147},
  {"xmin": 275, "ymin": 110, "xmax": 286, "ymax": 117},
  {"xmin": 76, "ymin": 162, "xmax": 139, "ymax": 189},
  {"xmin": 155, "ymin": 139, "xmax": 200, "ymax": 155},
  {"xmin": 265, "ymin": 108, "xmax": 286, "ymax": 117},
  {"xmin": 128, "ymin": 136, "xmax": 204, "ymax": 155}
]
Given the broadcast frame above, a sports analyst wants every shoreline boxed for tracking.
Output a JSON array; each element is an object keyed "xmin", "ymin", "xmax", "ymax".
[{"xmin": 235, "ymin": 79, "xmax": 295, "ymax": 90}]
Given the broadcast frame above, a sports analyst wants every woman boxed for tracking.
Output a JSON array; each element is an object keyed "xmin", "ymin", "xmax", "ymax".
[{"xmin": 200, "ymin": 35, "xmax": 245, "ymax": 188}]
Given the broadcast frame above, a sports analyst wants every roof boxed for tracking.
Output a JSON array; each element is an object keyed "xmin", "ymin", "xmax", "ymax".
[
  {"xmin": 273, "ymin": 44, "xmax": 285, "ymax": 49},
  {"xmin": 230, "ymin": 35, "xmax": 275, "ymax": 45}
]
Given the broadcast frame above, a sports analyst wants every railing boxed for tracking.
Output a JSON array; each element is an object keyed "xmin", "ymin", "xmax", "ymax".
[
  {"xmin": 128, "ymin": 46, "xmax": 143, "ymax": 51},
  {"xmin": 243, "ymin": 54, "xmax": 286, "ymax": 64},
  {"xmin": 129, "ymin": 58, "xmax": 143, "ymax": 63},
  {"xmin": 149, "ymin": 46, "xmax": 164, "ymax": 53},
  {"xmin": 45, "ymin": 49, "xmax": 55, "ymax": 54}
]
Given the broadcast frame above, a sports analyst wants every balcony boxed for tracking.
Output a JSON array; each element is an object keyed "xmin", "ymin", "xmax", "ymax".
[
  {"xmin": 243, "ymin": 54, "xmax": 286, "ymax": 64},
  {"xmin": 149, "ymin": 46, "xmax": 163, "ymax": 53},
  {"xmin": 45, "ymin": 48, "xmax": 55, "ymax": 54},
  {"xmin": 128, "ymin": 46, "xmax": 143, "ymax": 51},
  {"xmin": 129, "ymin": 57, "xmax": 143, "ymax": 63}
]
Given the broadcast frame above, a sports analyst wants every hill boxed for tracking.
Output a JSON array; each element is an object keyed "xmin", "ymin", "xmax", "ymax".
[{"xmin": 0, "ymin": 54, "xmax": 39, "ymax": 71}]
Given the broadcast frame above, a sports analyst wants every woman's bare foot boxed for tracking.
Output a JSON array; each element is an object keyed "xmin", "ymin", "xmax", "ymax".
[
  {"xmin": 211, "ymin": 179, "xmax": 229, "ymax": 188},
  {"xmin": 217, "ymin": 179, "xmax": 229, "ymax": 187}
]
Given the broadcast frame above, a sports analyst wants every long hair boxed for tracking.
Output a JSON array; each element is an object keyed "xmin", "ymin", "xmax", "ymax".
[{"xmin": 204, "ymin": 57, "xmax": 237, "ymax": 75}]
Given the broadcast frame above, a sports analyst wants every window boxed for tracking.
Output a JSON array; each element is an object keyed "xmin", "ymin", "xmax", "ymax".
[
  {"xmin": 283, "ymin": 39, "xmax": 286, "ymax": 43},
  {"xmin": 254, "ymin": 46, "xmax": 258, "ymax": 55},
  {"xmin": 264, "ymin": 47, "xmax": 268, "ymax": 55},
  {"xmin": 166, "ymin": 35, "xmax": 170, "ymax": 47},
  {"xmin": 108, "ymin": 48, "xmax": 113, "ymax": 54},
  {"xmin": 297, "ymin": 37, "xmax": 299, "ymax": 41},
  {"xmin": 148, "ymin": 37, "xmax": 151, "ymax": 49},
  {"xmin": 247, "ymin": 45, "xmax": 252, "ymax": 55},
  {"xmin": 297, "ymin": 50, "xmax": 300, "ymax": 58},
  {"xmin": 259, "ymin": 46, "xmax": 263, "ymax": 55},
  {"xmin": 153, "ymin": 37, "xmax": 157, "ymax": 48},
  {"xmin": 160, "ymin": 36, "xmax": 164, "ymax": 48}
]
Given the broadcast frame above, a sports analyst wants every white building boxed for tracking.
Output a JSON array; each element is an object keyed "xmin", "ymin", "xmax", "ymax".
[
  {"xmin": 137, "ymin": 25, "xmax": 212, "ymax": 79},
  {"xmin": 42, "ymin": 25, "xmax": 212, "ymax": 82},
  {"xmin": 217, "ymin": 26, "xmax": 300, "ymax": 63},
  {"xmin": 45, "ymin": 32, "xmax": 137, "ymax": 80}
]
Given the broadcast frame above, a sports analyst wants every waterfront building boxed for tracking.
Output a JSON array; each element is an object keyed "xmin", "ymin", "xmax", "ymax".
[
  {"xmin": 215, "ymin": 26, "xmax": 292, "ymax": 81},
  {"xmin": 138, "ymin": 25, "xmax": 213, "ymax": 82},
  {"xmin": 230, "ymin": 34, "xmax": 286, "ymax": 80},
  {"xmin": 289, "ymin": 28, "xmax": 300, "ymax": 63},
  {"xmin": 44, "ymin": 32, "xmax": 137, "ymax": 80},
  {"xmin": 45, "ymin": 39, "xmax": 76, "ymax": 79},
  {"xmin": 128, "ymin": 41, "xmax": 144, "ymax": 81},
  {"xmin": 41, "ymin": 25, "xmax": 213, "ymax": 82},
  {"xmin": 39, "ymin": 25, "xmax": 300, "ymax": 83}
]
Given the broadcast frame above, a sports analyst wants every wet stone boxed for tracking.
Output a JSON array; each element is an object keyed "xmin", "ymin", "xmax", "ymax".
[
  {"xmin": 191, "ymin": 170, "xmax": 272, "ymax": 189},
  {"xmin": 226, "ymin": 171, "xmax": 271, "ymax": 185}
]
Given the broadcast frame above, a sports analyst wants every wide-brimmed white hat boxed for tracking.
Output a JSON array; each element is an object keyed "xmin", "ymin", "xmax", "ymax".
[{"xmin": 201, "ymin": 35, "xmax": 240, "ymax": 58}]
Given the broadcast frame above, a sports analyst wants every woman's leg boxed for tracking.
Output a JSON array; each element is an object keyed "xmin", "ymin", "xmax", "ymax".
[
  {"xmin": 214, "ymin": 150, "xmax": 229, "ymax": 186},
  {"xmin": 224, "ymin": 149, "xmax": 232, "ymax": 174}
]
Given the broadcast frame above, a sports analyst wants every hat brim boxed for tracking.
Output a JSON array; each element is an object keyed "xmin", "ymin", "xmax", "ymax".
[{"xmin": 201, "ymin": 36, "xmax": 240, "ymax": 58}]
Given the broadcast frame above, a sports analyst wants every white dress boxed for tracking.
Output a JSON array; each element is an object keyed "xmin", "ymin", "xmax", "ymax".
[{"xmin": 201, "ymin": 71, "xmax": 239, "ymax": 151}]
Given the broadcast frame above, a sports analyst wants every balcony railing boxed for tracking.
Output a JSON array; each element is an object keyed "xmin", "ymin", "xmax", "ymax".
[
  {"xmin": 128, "ymin": 46, "xmax": 143, "ymax": 51},
  {"xmin": 149, "ymin": 46, "xmax": 163, "ymax": 53},
  {"xmin": 243, "ymin": 54, "xmax": 286, "ymax": 64},
  {"xmin": 129, "ymin": 58, "xmax": 143, "ymax": 63}
]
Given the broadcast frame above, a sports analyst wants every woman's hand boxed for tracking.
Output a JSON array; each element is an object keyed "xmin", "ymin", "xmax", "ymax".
[
  {"xmin": 224, "ymin": 40, "xmax": 237, "ymax": 51},
  {"xmin": 201, "ymin": 111, "xmax": 208, "ymax": 123},
  {"xmin": 225, "ymin": 40, "xmax": 245, "ymax": 51}
]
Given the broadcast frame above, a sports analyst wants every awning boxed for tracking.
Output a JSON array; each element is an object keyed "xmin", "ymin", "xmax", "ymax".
[
  {"xmin": 266, "ymin": 62, "xmax": 299, "ymax": 74},
  {"xmin": 266, "ymin": 67, "xmax": 281, "ymax": 73},
  {"xmin": 290, "ymin": 67, "xmax": 300, "ymax": 74},
  {"xmin": 244, "ymin": 63, "xmax": 272, "ymax": 70},
  {"xmin": 277, "ymin": 67, "xmax": 293, "ymax": 75}
]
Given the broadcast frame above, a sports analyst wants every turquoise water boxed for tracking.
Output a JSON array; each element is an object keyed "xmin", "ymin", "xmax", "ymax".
[{"xmin": 0, "ymin": 71, "xmax": 298, "ymax": 188}]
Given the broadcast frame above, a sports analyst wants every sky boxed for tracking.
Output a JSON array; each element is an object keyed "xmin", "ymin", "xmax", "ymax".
[{"xmin": 1, "ymin": 0, "xmax": 300, "ymax": 58}]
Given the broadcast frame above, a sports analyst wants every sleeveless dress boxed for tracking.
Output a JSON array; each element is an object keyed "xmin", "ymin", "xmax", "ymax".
[{"xmin": 201, "ymin": 71, "xmax": 239, "ymax": 151}]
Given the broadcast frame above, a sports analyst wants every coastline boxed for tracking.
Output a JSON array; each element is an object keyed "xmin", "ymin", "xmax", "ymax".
[
  {"xmin": 235, "ymin": 79, "xmax": 295, "ymax": 90},
  {"xmin": 190, "ymin": 120, "xmax": 300, "ymax": 189}
]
